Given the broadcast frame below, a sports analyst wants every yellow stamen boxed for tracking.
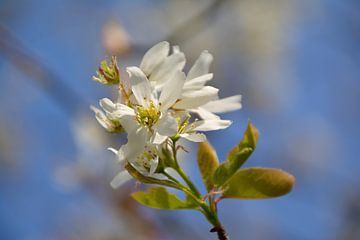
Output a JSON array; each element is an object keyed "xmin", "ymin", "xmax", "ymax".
[{"xmin": 136, "ymin": 102, "xmax": 160, "ymax": 127}]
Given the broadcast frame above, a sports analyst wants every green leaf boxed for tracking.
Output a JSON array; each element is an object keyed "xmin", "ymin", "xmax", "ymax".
[
  {"xmin": 125, "ymin": 164, "xmax": 179, "ymax": 189},
  {"xmin": 213, "ymin": 121, "xmax": 259, "ymax": 186},
  {"xmin": 131, "ymin": 187, "xmax": 198, "ymax": 210},
  {"xmin": 221, "ymin": 168, "xmax": 295, "ymax": 199},
  {"xmin": 197, "ymin": 141, "xmax": 219, "ymax": 191}
]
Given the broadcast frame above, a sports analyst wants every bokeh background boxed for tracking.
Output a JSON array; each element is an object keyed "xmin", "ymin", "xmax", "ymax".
[{"xmin": 1, "ymin": 0, "xmax": 360, "ymax": 239}]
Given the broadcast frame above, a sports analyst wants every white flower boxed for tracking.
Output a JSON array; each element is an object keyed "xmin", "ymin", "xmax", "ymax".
[
  {"xmin": 109, "ymin": 143, "xmax": 165, "ymax": 188},
  {"xmin": 140, "ymin": 41, "xmax": 186, "ymax": 89},
  {"xmin": 173, "ymin": 50, "xmax": 242, "ymax": 120},
  {"xmin": 90, "ymin": 99, "xmax": 123, "ymax": 132},
  {"xmin": 178, "ymin": 116, "xmax": 233, "ymax": 143},
  {"xmin": 91, "ymin": 41, "xmax": 244, "ymax": 188},
  {"xmin": 106, "ymin": 67, "xmax": 187, "ymax": 184},
  {"xmin": 117, "ymin": 66, "xmax": 184, "ymax": 141}
]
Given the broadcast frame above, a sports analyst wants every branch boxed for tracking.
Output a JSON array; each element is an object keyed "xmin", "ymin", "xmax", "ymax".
[
  {"xmin": 131, "ymin": 0, "xmax": 227, "ymax": 53},
  {"xmin": 0, "ymin": 24, "xmax": 86, "ymax": 116},
  {"xmin": 211, "ymin": 226, "xmax": 229, "ymax": 240}
]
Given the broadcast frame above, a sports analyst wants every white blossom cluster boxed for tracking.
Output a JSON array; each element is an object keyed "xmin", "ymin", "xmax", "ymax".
[{"xmin": 91, "ymin": 42, "xmax": 242, "ymax": 188}]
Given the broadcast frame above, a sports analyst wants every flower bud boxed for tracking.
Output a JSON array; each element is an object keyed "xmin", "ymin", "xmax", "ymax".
[{"xmin": 92, "ymin": 56, "xmax": 120, "ymax": 85}]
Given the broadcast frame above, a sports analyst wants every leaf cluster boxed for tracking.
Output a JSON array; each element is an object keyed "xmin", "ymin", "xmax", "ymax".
[{"xmin": 130, "ymin": 121, "xmax": 294, "ymax": 211}]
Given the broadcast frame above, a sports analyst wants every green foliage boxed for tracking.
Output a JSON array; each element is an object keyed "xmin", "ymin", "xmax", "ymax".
[
  {"xmin": 132, "ymin": 187, "xmax": 198, "ymax": 210},
  {"xmin": 125, "ymin": 164, "xmax": 180, "ymax": 189},
  {"xmin": 221, "ymin": 168, "xmax": 295, "ymax": 199},
  {"xmin": 213, "ymin": 121, "xmax": 259, "ymax": 187},
  {"xmin": 197, "ymin": 141, "xmax": 219, "ymax": 191}
]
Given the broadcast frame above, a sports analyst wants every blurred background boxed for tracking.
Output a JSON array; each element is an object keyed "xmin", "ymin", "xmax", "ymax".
[{"xmin": 1, "ymin": 0, "xmax": 359, "ymax": 239}]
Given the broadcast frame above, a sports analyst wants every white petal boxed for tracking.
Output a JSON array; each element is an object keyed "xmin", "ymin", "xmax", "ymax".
[
  {"xmin": 164, "ymin": 168, "xmax": 179, "ymax": 180},
  {"xmin": 117, "ymin": 145, "xmax": 127, "ymax": 163},
  {"xmin": 192, "ymin": 119, "xmax": 232, "ymax": 131},
  {"xmin": 183, "ymin": 73, "xmax": 213, "ymax": 91},
  {"xmin": 99, "ymin": 98, "xmax": 116, "ymax": 113},
  {"xmin": 192, "ymin": 107, "xmax": 220, "ymax": 120},
  {"xmin": 159, "ymin": 71, "xmax": 186, "ymax": 111},
  {"xmin": 118, "ymin": 127, "xmax": 148, "ymax": 163},
  {"xmin": 119, "ymin": 115, "xmax": 138, "ymax": 133},
  {"xmin": 108, "ymin": 148, "xmax": 126, "ymax": 167},
  {"xmin": 156, "ymin": 114, "xmax": 178, "ymax": 137},
  {"xmin": 127, "ymin": 128, "xmax": 148, "ymax": 160},
  {"xmin": 174, "ymin": 86, "xmax": 219, "ymax": 109},
  {"xmin": 172, "ymin": 110, "xmax": 190, "ymax": 122},
  {"xmin": 181, "ymin": 133, "xmax": 207, "ymax": 142},
  {"xmin": 202, "ymin": 95, "xmax": 242, "ymax": 113},
  {"xmin": 112, "ymin": 103, "xmax": 135, "ymax": 118},
  {"xmin": 149, "ymin": 158, "xmax": 159, "ymax": 175},
  {"xmin": 172, "ymin": 45, "xmax": 180, "ymax": 53},
  {"xmin": 187, "ymin": 50, "xmax": 213, "ymax": 80},
  {"xmin": 91, "ymin": 105, "xmax": 105, "ymax": 117},
  {"xmin": 140, "ymin": 41, "xmax": 169, "ymax": 76},
  {"xmin": 90, "ymin": 105, "xmax": 112, "ymax": 130},
  {"xmin": 152, "ymin": 132, "xmax": 168, "ymax": 144},
  {"xmin": 127, "ymin": 67, "xmax": 152, "ymax": 107},
  {"xmin": 110, "ymin": 170, "xmax": 132, "ymax": 188},
  {"xmin": 149, "ymin": 52, "xmax": 186, "ymax": 86},
  {"xmin": 150, "ymin": 173, "xmax": 168, "ymax": 180},
  {"xmin": 107, "ymin": 147, "xmax": 118, "ymax": 155}
]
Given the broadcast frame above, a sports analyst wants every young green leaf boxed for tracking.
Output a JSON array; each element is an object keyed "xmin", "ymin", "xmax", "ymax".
[
  {"xmin": 125, "ymin": 164, "xmax": 180, "ymax": 189},
  {"xmin": 221, "ymin": 168, "xmax": 295, "ymax": 199},
  {"xmin": 213, "ymin": 121, "xmax": 259, "ymax": 186},
  {"xmin": 197, "ymin": 141, "xmax": 219, "ymax": 191},
  {"xmin": 132, "ymin": 187, "xmax": 198, "ymax": 210}
]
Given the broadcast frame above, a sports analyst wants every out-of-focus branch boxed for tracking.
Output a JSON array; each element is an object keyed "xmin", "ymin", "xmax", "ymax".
[
  {"xmin": 0, "ymin": 0, "xmax": 227, "ymax": 115},
  {"xmin": 166, "ymin": 0, "xmax": 225, "ymax": 44},
  {"xmin": 131, "ymin": 0, "xmax": 227, "ymax": 53},
  {"xmin": 0, "ymin": 24, "xmax": 86, "ymax": 116}
]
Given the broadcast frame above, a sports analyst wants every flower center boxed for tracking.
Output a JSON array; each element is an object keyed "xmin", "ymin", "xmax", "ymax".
[
  {"xmin": 136, "ymin": 102, "xmax": 160, "ymax": 127},
  {"xmin": 137, "ymin": 149, "xmax": 156, "ymax": 166}
]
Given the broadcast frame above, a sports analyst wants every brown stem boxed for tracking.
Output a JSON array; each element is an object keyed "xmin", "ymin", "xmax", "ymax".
[{"xmin": 210, "ymin": 226, "xmax": 229, "ymax": 240}]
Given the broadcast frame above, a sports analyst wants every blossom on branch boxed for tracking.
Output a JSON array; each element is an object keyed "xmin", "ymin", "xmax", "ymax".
[{"xmin": 91, "ymin": 41, "xmax": 242, "ymax": 187}]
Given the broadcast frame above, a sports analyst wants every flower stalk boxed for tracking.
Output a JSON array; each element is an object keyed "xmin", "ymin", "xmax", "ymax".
[{"xmin": 169, "ymin": 139, "xmax": 229, "ymax": 239}]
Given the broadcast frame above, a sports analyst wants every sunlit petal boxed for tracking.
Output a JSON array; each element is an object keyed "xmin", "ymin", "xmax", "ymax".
[{"xmin": 140, "ymin": 41, "xmax": 170, "ymax": 76}]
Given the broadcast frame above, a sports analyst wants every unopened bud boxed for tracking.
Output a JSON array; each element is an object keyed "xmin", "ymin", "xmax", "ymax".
[{"xmin": 92, "ymin": 56, "xmax": 120, "ymax": 85}]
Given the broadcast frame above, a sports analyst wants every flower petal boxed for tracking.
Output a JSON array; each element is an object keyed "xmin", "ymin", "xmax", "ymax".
[
  {"xmin": 90, "ymin": 106, "xmax": 112, "ymax": 130},
  {"xmin": 192, "ymin": 119, "xmax": 232, "ymax": 131},
  {"xmin": 172, "ymin": 45, "xmax": 180, "ymax": 53},
  {"xmin": 155, "ymin": 114, "xmax": 178, "ymax": 137},
  {"xmin": 149, "ymin": 158, "xmax": 159, "ymax": 175},
  {"xmin": 118, "ymin": 127, "xmax": 148, "ymax": 163},
  {"xmin": 192, "ymin": 107, "xmax": 220, "ymax": 120},
  {"xmin": 119, "ymin": 115, "xmax": 138, "ymax": 133},
  {"xmin": 174, "ymin": 86, "xmax": 219, "ymax": 109},
  {"xmin": 149, "ymin": 52, "xmax": 186, "ymax": 86},
  {"xmin": 152, "ymin": 132, "xmax": 168, "ymax": 144},
  {"xmin": 202, "ymin": 95, "xmax": 242, "ymax": 113},
  {"xmin": 159, "ymin": 71, "xmax": 186, "ymax": 111},
  {"xmin": 110, "ymin": 170, "xmax": 132, "ymax": 188},
  {"xmin": 140, "ymin": 41, "xmax": 170, "ymax": 76},
  {"xmin": 107, "ymin": 147, "xmax": 118, "ymax": 155},
  {"xmin": 127, "ymin": 66, "xmax": 152, "ymax": 107},
  {"xmin": 187, "ymin": 50, "xmax": 213, "ymax": 80},
  {"xmin": 99, "ymin": 98, "xmax": 116, "ymax": 113},
  {"xmin": 112, "ymin": 103, "xmax": 135, "ymax": 118},
  {"xmin": 183, "ymin": 73, "xmax": 213, "ymax": 91},
  {"xmin": 181, "ymin": 133, "xmax": 207, "ymax": 142}
]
